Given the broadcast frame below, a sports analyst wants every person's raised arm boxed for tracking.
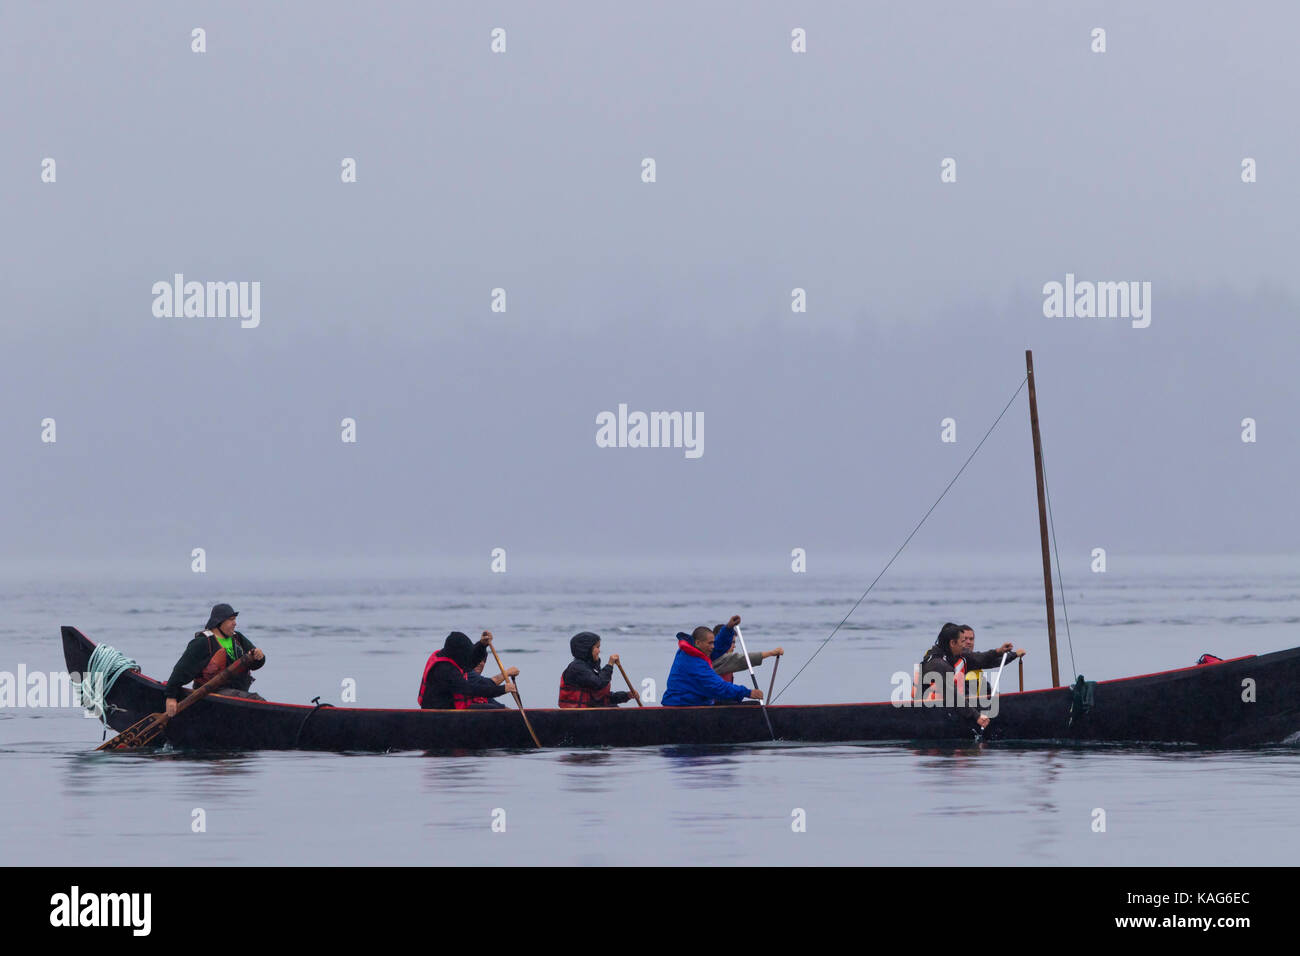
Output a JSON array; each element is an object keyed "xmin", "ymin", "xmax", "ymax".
[{"xmin": 967, "ymin": 646, "xmax": 1023, "ymax": 670}]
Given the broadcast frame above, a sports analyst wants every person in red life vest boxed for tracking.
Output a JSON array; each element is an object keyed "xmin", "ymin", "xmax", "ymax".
[
  {"xmin": 662, "ymin": 626, "xmax": 763, "ymax": 706},
  {"xmin": 418, "ymin": 631, "xmax": 517, "ymax": 710},
  {"xmin": 557, "ymin": 631, "xmax": 637, "ymax": 708},
  {"xmin": 163, "ymin": 603, "xmax": 266, "ymax": 717},
  {"xmin": 914, "ymin": 622, "xmax": 1024, "ymax": 728},
  {"xmin": 709, "ymin": 615, "xmax": 783, "ymax": 683}
]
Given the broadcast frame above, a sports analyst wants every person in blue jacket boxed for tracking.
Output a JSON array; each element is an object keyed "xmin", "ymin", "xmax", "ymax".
[{"xmin": 662, "ymin": 625, "xmax": 764, "ymax": 706}]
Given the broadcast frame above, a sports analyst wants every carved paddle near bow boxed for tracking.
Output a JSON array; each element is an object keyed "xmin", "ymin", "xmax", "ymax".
[{"xmin": 97, "ymin": 656, "xmax": 252, "ymax": 751}]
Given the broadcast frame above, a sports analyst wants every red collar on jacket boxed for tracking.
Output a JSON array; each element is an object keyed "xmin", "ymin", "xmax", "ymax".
[{"xmin": 678, "ymin": 639, "xmax": 711, "ymax": 661}]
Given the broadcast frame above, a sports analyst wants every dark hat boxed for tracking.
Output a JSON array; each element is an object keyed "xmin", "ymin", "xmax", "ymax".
[{"xmin": 206, "ymin": 603, "xmax": 238, "ymax": 630}]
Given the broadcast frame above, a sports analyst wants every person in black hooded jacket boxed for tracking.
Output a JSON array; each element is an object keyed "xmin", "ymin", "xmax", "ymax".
[
  {"xmin": 557, "ymin": 632, "xmax": 635, "ymax": 708},
  {"xmin": 418, "ymin": 631, "xmax": 516, "ymax": 709}
]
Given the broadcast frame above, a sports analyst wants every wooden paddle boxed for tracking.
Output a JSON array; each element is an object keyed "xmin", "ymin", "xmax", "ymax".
[
  {"xmin": 96, "ymin": 656, "xmax": 252, "ymax": 751},
  {"xmin": 767, "ymin": 653, "xmax": 780, "ymax": 702},
  {"xmin": 614, "ymin": 658, "xmax": 643, "ymax": 707},
  {"xmin": 485, "ymin": 634, "xmax": 541, "ymax": 748}
]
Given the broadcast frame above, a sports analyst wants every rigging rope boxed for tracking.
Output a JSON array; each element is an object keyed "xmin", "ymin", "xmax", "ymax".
[
  {"xmin": 73, "ymin": 645, "xmax": 140, "ymax": 730},
  {"xmin": 772, "ymin": 375, "xmax": 1029, "ymax": 704}
]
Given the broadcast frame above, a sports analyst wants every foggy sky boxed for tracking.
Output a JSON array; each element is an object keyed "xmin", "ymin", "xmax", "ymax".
[{"xmin": 3, "ymin": 1, "xmax": 1297, "ymax": 575}]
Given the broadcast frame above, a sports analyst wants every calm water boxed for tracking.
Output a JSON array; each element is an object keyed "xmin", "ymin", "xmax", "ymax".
[{"xmin": 3, "ymin": 557, "xmax": 1298, "ymax": 865}]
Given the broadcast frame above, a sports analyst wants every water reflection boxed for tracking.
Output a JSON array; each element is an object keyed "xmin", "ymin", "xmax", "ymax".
[
  {"xmin": 418, "ymin": 752, "xmax": 495, "ymax": 793},
  {"xmin": 658, "ymin": 745, "xmax": 743, "ymax": 790},
  {"xmin": 556, "ymin": 749, "xmax": 616, "ymax": 794}
]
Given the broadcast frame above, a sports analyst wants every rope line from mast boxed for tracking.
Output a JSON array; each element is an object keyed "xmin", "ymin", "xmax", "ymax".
[{"xmin": 772, "ymin": 374, "xmax": 1029, "ymax": 704}]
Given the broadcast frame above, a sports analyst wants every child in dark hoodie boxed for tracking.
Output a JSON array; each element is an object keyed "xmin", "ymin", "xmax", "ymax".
[{"xmin": 557, "ymin": 631, "xmax": 636, "ymax": 708}]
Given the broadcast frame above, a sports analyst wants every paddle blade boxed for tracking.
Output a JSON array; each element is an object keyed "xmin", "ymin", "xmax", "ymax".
[{"xmin": 96, "ymin": 713, "xmax": 167, "ymax": 751}]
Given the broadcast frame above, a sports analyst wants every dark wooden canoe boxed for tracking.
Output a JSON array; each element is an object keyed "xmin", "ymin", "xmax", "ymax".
[{"xmin": 63, "ymin": 626, "xmax": 1300, "ymax": 751}]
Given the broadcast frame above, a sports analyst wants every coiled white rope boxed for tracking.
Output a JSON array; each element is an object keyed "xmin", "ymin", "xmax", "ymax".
[{"xmin": 73, "ymin": 644, "xmax": 140, "ymax": 729}]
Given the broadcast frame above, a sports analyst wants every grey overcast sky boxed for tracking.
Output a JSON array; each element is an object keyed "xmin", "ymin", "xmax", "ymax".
[{"xmin": 2, "ymin": 2, "xmax": 1297, "ymax": 573}]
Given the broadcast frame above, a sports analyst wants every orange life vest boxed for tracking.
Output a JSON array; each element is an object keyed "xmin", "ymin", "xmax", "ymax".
[
  {"xmin": 914, "ymin": 657, "xmax": 966, "ymax": 702},
  {"xmin": 194, "ymin": 632, "xmax": 241, "ymax": 689}
]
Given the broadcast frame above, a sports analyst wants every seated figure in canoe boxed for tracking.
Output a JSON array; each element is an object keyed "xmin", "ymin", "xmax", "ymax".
[
  {"xmin": 164, "ymin": 603, "xmax": 266, "ymax": 716},
  {"xmin": 557, "ymin": 631, "xmax": 637, "ymax": 708},
  {"xmin": 663, "ymin": 623, "xmax": 764, "ymax": 706},
  {"xmin": 955, "ymin": 625, "xmax": 1007, "ymax": 703},
  {"xmin": 709, "ymin": 615, "xmax": 783, "ymax": 683},
  {"xmin": 418, "ymin": 631, "xmax": 518, "ymax": 710},
  {"xmin": 467, "ymin": 651, "xmax": 514, "ymax": 706},
  {"xmin": 913, "ymin": 622, "xmax": 1024, "ymax": 728}
]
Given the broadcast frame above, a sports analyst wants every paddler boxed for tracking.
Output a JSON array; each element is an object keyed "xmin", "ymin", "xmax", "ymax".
[
  {"xmin": 164, "ymin": 603, "xmax": 266, "ymax": 716},
  {"xmin": 957, "ymin": 625, "xmax": 992, "ymax": 703},
  {"xmin": 709, "ymin": 615, "xmax": 783, "ymax": 682},
  {"xmin": 467, "ymin": 650, "xmax": 517, "ymax": 707},
  {"xmin": 557, "ymin": 631, "xmax": 636, "ymax": 708},
  {"xmin": 418, "ymin": 631, "xmax": 517, "ymax": 710},
  {"xmin": 914, "ymin": 622, "xmax": 1024, "ymax": 728},
  {"xmin": 662, "ymin": 625, "xmax": 764, "ymax": 706}
]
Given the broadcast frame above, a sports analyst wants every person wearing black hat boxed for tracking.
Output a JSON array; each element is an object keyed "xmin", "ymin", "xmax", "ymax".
[
  {"xmin": 164, "ymin": 603, "xmax": 266, "ymax": 716},
  {"xmin": 417, "ymin": 630, "xmax": 517, "ymax": 710}
]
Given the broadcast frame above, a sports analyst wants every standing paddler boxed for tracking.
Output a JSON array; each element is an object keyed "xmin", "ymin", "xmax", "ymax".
[{"xmin": 164, "ymin": 603, "xmax": 266, "ymax": 716}]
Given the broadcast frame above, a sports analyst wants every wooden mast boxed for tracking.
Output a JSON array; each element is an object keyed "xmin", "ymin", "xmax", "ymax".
[{"xmin": 1025, "ymin": 350, "xmax": 1061, "ymax": 687}]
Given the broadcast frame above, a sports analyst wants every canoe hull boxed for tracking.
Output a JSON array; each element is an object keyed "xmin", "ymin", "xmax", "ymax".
[{"xmin": 63, "ymin": 627, "xmax": 1300, "ymax": 751}]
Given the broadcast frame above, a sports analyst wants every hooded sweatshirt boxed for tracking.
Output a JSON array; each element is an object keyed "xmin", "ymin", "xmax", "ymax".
[
  {"xmin": 558, "ymin": 631, "xmax": 633, "ymax": 707},
  {"xmin": 419, "ymin": 632, "xmax": 505, "ymax": 709}
]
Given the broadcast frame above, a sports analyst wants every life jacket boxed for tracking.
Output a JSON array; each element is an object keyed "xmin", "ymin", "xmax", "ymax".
[
  {"xmin": 193, "ymin": 631, "xmax": 241, "ymax": 689},
  {"xmin": 418, "ymin": 652, "xmax": 469, "ymax": 709},
  {"xmin": 917, "ymin": 656, "xmax": 966, "ymax": 702},
  {"xmin": 464, "ymin": 670, "xmax": 493, "ymax": 706},
  {"xmin": 557, "ymin": 669, "xmax": 615, "ymax": 708}
]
